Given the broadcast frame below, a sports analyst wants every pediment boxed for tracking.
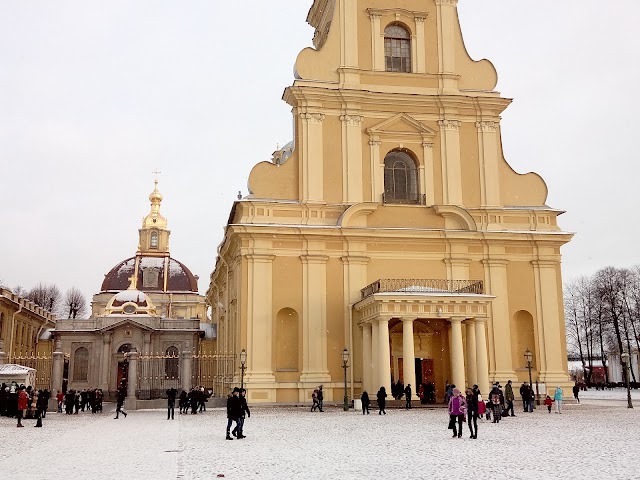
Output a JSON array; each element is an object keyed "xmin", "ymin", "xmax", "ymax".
[
  {"xmin": 99, "ymin": 317, "xmax": 155, "ymax": 333},
  {"xmin": 367, "ymin": 113, "xmax": 437, "ymax": 139}
]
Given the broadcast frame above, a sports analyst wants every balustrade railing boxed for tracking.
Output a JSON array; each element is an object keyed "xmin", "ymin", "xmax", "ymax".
[{"xmin": 360, "ymin": 279, "xmax": 484, "ymax": 299}]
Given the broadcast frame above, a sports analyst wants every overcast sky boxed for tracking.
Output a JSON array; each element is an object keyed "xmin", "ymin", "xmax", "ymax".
[{"xmin": 1, "ymin": 0, "xmax": 639, "ymax": 308}]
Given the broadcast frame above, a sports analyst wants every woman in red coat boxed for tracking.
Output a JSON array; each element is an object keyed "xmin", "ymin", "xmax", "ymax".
[{"xmin": 17, "ymin": 386, "xmax": 29, "ymax": 427}]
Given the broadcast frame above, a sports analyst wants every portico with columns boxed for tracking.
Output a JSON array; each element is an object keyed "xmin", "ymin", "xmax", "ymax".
[{"xmin": 355, "ymin": 288, "xmax": 494, "ymax": 400}]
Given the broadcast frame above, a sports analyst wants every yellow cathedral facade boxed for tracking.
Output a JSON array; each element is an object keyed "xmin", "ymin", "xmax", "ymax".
[{"xmin": 208, "ymin": 0, "xmax": 573, "ymax": 404}]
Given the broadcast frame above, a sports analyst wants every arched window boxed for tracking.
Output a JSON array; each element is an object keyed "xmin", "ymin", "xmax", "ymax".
[
  {"xmin": 118, "ymin": 343, "xmax": 132, "ymax": 354},
  {"xmin": 165, "ymin": 346, "xmax": 179, "ymax": 379},
  {"xmin": 150, "ymin": 231, "xmax": 159, "ymax": 249},
  {"xmin": 384, "ymin": 150, "xmax": 419, "ymax": 204},
  {"xmin": 73, "ymin": 347, "xmax": 89, "ymax": 382},
  {"xmin": 385, "ymin": 24, "xmax": 412, "ymax": 73}
]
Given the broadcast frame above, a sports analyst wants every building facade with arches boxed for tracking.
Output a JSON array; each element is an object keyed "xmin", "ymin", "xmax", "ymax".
[{"xmin": 208, "ymin": 0, "xmax": 573, "ymax": 404}]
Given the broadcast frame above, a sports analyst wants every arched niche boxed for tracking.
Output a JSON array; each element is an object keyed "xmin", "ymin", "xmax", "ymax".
[{"xmin": 275, "ymin": 308, "xmax": 299, "ymax": 371}]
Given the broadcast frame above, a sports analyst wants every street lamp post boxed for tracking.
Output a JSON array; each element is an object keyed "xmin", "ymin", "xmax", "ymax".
[
  {"xmin": 524, "ymin": 350, "xmax": 535, "ymax": 407},
  {"xmin": 342, "ymin": 348, "xmax": 350, "ymax": 411},
  {"xmin": 620, "ymin": 352, "xmax": 633, "ymax": 409},
  {"xmin": 239, "ymin": 349, "xmax": 247, "ymax": 391}
]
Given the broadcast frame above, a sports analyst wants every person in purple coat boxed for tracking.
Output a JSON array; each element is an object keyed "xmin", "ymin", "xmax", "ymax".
[{"xmin": 448, "ymin": 388, "xmax": 467, "ymax": 438}]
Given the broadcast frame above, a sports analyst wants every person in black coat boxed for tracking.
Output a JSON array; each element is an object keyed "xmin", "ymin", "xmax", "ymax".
[
  {"xmin": 226, "ymin": 388, "xmax": 242, "ymax": 440},
  {"xmin": 179, "ymin": 390, "xmax": 187, "ymax": 414},
  {"xmin": 465, "ymin": 388, "xmax": 479, "ymax": 439},
  {"xmin": 114, "ymin": 383, "xmax": 127, "ymax": 419},
  {"xmin": 361, "ymin": 391, "xmax": 370, "ymax": 415},
  {"xmin": 166, "ymin": 388, "xmax": 178, "ymax": 420},
  {"xmin": 232, "ymin": 388, "xmax": 250, "ymax": 438},
  {"xmin": 376, "ymin": 386, "xmax": 387, "ymax": 415},
  {"xmin": 404, "ymin": 384, "xmax": 412, "ymax": 409}
]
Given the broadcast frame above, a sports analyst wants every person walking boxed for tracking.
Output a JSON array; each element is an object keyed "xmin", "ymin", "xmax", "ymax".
[
  {"xmin": 465, "ymin": 388, "xmax": 479, "ymax": 439},
  {"xmin": 504, "ymin": 380, "xmax": 515, "ymax": 417},
  {"xmin": 226, "ymin": 388, "xmax": 242, "ymax": 440},
  {"xmin": 317, "ymin": 385, "xmax": 324, "ymax": 412},
  {"xmin": 376, "ymin": 386, "xmax": 387, "ymax": 415},
  {"xmin": 448, "ymin": 388, "xmax": 466, "ymax": 438},
  {"xmin": 233, "ymin": 388, "xmax": 250, "ymax": 439},
  {"xmin": 572, "ymin": 383, "xmax": 580, "ymax": 403},
  {"xmin": 16, "ymin": 386, "xmax": 28, "ymax": 428},
  {"xmin": 311, "ymin": 389, "xmax": 320, "ymax": 412},
  {"xmin": 544, "ymin": 395, "xmax": 554, "ymax": 413},
  {"xmin": 554, "ymin": 386, "xmax": 563, "ymax": 414},
  {"xmin": 404, "ymin": 384, "xmax": 412, "ymax": 409},
  {"xmin": 361, "ymin": 391, "xmax": 370, "ymax": 415},
  {"xmin": 489, "ymin": 383, "xmax": 502, "ymax": 423},
  {"xmin": 519, "ymin": 382, "xmax": 528, "ymax": 412},
  {"xmin": 166, "ymin": 387, "xmax": 178, "ymax": 420},
  {"xmin": 114, "ymin": 382, "xmax": 127, "ymax": 419}
]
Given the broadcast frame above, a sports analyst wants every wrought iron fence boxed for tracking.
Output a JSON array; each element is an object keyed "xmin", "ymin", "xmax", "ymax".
[
  {"xmin": 192, "ymin": 352, "xmax": 236, "ymax": 398},
  {"xmin": 137, "ymin": 352, "xmax": 181, "ymax": 400},
  {"xmin": 7, "ymin": 354, "xmax": 53, "ymax": 391},
  {"xmin": 135, "ymin": 351, "xmax": 237, "ymax": 400},
  {"xmin": 360, "ymin": 278, "xmax": 484, "ymax": 299}
]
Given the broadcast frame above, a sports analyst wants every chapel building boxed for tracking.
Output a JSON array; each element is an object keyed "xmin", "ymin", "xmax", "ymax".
[
  {"xmin": 208, "ymin": 0, "xmax": 573, "ymax": 404},
  {"xmin": 53, "ymin": 182, "xmax": 212, "ymax": 404}
]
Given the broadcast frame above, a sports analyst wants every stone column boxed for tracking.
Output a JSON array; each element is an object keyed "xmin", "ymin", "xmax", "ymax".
[
  {"xmin": 181, "ymin": 350, "xmax": 193, "ymax": 393},
  {"xmin": 449, "ymin": 317, "xmax": 466, "ymax": 390},
  {"xmin": 100, "ymin": 333, "xmax": 111, "ymax": 393},
  {"xmin": 378, "ymin": 317, "xmax": 392, "ymax": 394},
  {"xmin": 126, "ymin": 350, "xmax": 138, "ymax": 410},
  {"xmin": 465, "ymin": 319, "xmax": 477, "ymax": 387},
  {"xmin": 0, "ymin": 340, "xmax": 5, "ymax": 365},
  {"xmin": 371, "ymin": 320, "xmax": 380, "ymax": 390},
  {"xmin": 475, "ymin": 318, "xmax": 491, "ymax": 396},
  {"xmin": 362, "ymin": 323, "xmax": 372, "ymax": 393},
  {"xmin": 402, "ymin": 318, "xmax": 416, "ymax": 390},
  {"xmin": 50, "ymin": 344, "xmax": 64, "ymax": 412}
]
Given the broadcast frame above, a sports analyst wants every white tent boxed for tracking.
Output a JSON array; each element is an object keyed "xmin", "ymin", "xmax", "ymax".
[{"xmin": 0, "ymin": 364, "xmax": 36, "ymax": 387}]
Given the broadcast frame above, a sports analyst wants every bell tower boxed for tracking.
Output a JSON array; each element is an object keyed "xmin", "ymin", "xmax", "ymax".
[{"xmin": 137, "ymin": 180, "xmax": 170, "ymax": 256}]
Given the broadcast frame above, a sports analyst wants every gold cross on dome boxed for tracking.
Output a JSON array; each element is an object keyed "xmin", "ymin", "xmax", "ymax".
[
  {"xmin": 152, "ymin": 169, "xmax": 162, "ymax": 184},
  {"xmin": 127, "ymin": 274, "xmax": 137, "ymax": 289}
]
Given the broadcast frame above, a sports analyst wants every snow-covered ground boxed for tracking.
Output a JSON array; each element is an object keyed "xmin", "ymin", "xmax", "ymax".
[{"xmin": 1, "ymin": 390, "xmax": 639, "ymax": 480}]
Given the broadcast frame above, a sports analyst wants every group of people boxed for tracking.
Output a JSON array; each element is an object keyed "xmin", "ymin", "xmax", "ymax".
[
  {"xmin": 57, "ymin": 388, "xmax": 104, "ymax": 415},
  {"xmin": 0, "ymin": 382, "xmax": 49, "ymax": 427},
  {"xmin": 391, "ymin": 379, "xmax": 437, "ymax": 404},
  {"xmin": 225, "ymin": 387, "xmax": 250, "ymax": 440}
]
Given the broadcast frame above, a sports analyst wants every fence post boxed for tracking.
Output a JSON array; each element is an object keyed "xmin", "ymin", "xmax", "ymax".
[
  {"xmin": 182, "ymin": 350, "xmax": 193, "ymax": 393},
  {"xmin": 126, "ymin": 350, "xmax": 139, "ymax": 410}
]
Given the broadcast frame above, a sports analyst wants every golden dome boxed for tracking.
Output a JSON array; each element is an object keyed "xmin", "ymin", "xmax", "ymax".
[{"xmin": 142, "ymin": 180, "xmax": 167, "ymax": 229}]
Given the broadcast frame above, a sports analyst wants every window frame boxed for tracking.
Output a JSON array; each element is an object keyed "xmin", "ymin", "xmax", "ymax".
[
  {"xmin": 383, "ymin": 150, "xmax": 421, "ymax": 204},
  {"xmin": 384, "ymin": 23, "xmax": 412, "ymax": 73}
]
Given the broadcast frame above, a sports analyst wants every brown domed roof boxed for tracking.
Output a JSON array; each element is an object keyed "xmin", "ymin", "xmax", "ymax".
[{"xmin": 101, "ymin": 255, "xmax": 198, "ymax": 293}]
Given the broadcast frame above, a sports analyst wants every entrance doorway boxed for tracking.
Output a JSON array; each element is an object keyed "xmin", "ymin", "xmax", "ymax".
[{"xmin": 416, "ymin": 359, "xmax": 436, "ymax": 404}]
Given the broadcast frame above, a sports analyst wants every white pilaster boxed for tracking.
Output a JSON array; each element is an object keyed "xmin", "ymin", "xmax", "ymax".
[
  {"xmin": 362, "ymin": 323, "xmax": 373, "ymax": 392},
  {"xmin": 402, "ymin": 317, "xmax": 416, "ymax": 388},
  {"xmin": 438, "ymin": 119, "xmax": 463, "ymax": 206},
  {"xmin": 378, "ymin": 317, "xmax": 392, "ymax": 394},
  {"xmin": 341, "ymin": 114, "xmax": 364, "ymax": 203},
  {"xmin": 299, "ymin": 112, "xmax": 325, "ymax": 202},
  {"xmin": 475, "ymin": 318, "xmax": 491, "ymax": 396},
  {"xmin": 449, "ymin": 317, "xmax": 466, "ymax": 390},
  {"xmin": 465, "ymin": 319, "xmax": 477, "ymax": 387}
]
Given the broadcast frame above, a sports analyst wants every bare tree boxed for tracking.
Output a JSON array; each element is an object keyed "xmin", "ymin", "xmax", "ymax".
[
  {"xmin": 594, "ymin": 267, "xmax": 631, "ymax": 383},
  {"xmin": 60, "ymin": 287, "xmax": 88, "ymax": 319},
  {"xmin": 12, "ymin": 285, "xmax": 27, "ymax": 297},
  {"xmin": 27, "ymin": 283, "xmax": 61, "ymax": 313}
]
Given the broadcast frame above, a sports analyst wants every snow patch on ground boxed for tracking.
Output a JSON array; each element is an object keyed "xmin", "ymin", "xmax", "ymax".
[{"xmin": 1, "ymin": 390, "xmax": 639, "ymax": 480}]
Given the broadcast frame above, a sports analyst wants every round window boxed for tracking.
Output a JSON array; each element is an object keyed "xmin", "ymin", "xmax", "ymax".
[{"xmin": 123, "ymin": 304, "xmax": 137, "ymax": 314}]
